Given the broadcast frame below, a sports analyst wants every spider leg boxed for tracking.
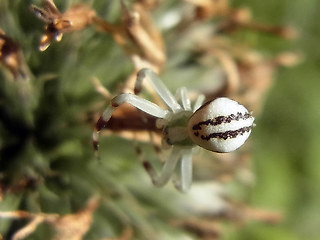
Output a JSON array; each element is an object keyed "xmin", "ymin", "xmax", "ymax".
[
  {"xmin": 134, "ymin": 131, "xmax": 162, "ymax": 163},
  {"xmin": 135, "ymin": 68, "xmax": 182, "ymax": 113},
  {"xmin": 142, "ymin": 147, "xmax": 181, "ymax": 187},
  {"xmin": 192, "ymin": 94, "xmax": 206, "ymax": 112},
  {"xmin": 148, "ymin": 131, "xmax": 162, "ymax": 154},
  {"xmin": 176, "ymin": 87, "xmax": 192, "ymax": 111},
  {"xmin": 172, "ymin": 149, "xmax": 193, "ymax": 192},
  {"xmin": 93, "ymin": 93, "xmax": 169, "ymax": 155}
]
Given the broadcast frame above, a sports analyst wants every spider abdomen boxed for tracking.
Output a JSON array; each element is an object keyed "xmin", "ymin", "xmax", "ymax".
[{"xmin": 187, "ymin": 97, "xmax": 255, "ymax": 153}]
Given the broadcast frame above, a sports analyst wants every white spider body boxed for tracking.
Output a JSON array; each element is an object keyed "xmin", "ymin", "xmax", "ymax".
[
  {"xmin": 188, "ymin": 98, "xmax": 255, "ymax": 153},
  {"xmin": 93, "ymin": 68, "xmax": 254, "ymax": 191}
]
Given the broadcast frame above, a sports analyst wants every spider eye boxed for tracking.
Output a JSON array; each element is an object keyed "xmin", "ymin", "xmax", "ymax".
[{"xmin": 187, "ymin": 97, "xmax": 255, "ymax": 152}]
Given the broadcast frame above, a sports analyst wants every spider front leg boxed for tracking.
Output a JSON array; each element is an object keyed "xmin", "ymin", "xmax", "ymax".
[
  {"xmin": 135, "ymin": 68, "xmax": 182, "ymax": 113},
  {"xmin": 173, "ymin": 149, "xmax": 193, "ymax": 192},
  {"xmin": 176, "ymin": 87, "xmax": 192, "ymax": 111},
  {"xmin": 93, "ymin": 93, "xmax": 169, "ymax": 154},
  {"xmin": 142, "ymin": 146, "xmax": 181, "ymax": 188},
  {"xmin": 192, "ymin": 93, "xmax": 206, "ymax": 112},
  {"xmin": 176, "ymin": 86, "xmax": 205, "ymax": 112}
]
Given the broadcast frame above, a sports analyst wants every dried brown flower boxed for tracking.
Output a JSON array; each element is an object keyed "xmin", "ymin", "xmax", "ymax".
[
  {"xmin": 0, "ymin": 196, "xmax": 100, "ymax": 240},
  {"xmin": 30, "ymin": 0, "xmax": 96, "ymax": 51},
  {"xmin": 0, "ymin": 29, "xmax": 28, "ymax": 79}
]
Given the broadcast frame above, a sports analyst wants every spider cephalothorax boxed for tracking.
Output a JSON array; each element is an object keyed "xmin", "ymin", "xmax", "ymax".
[{"xmin": 93, "ymin": 68, "xmax": 254, "ymax": 191}]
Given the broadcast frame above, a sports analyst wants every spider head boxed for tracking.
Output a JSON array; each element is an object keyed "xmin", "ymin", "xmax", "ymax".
[
  {"xmin": 187, "ymin": 97, "xmax": 255, "ymax": 153},
  {"xmin": 161, "ymin": 110, "xmax": 194, "ymax": 147}
]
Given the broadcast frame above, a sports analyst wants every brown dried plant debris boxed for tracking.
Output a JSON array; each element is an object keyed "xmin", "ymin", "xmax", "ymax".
[
  {"xmin": 92, "ymin": 0, "xmax": 167, "ymax": 94},
  {"xmin": 185, "ymin": 0, "xmax": 231, "ymax": 20},
  {"xmin": 0, "ymin": 29, "xmax": 29, "ymax": 80},
  {"xmin": 236, "ymin": 51, "xmax": 302, "ymax": 114},
  {"xmin": 92, "ymin": 0, "xmax": 166, "ymax": 71},
  {"xmin": 212, "ymin": 199, "xmax": 283, "ymax": 225},
  {"xmin": 0, "ymin": 177, "xmax": 41, "ymax": 202},
  {"xmin": 218, "ymin": 13, "xmax": 298, "ymax": 39},
  {"xmin": 240, "ymin": 205, "xmax": 283, "ymax": 224},
  {"xmin": 172, "ymin": 203, "xmax": 282, "ymax": 240},
  {"xmin": 186, "ymin": 0, "xmax": 297, "ymax": 39},
  {"xmin": 31, "ymin": 0, "xmax": 165, "ymax": 71},
  {"xmin": 192, "ymin": 35, "xmax": 301, "ymax": 114},
  {"xmin": 0, "ymin": 196, "xmax": 100, "ymax": 240},
  {"xmin": 30, "ymin": 0, "xmax": 96, "ymax": 51},
  {"xmin": 172, "ymin": 217, "xmax": 221, "ymax": 240}
]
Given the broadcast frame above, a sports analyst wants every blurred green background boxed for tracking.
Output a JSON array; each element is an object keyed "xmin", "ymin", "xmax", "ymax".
[
  {"xmin": 0, "ymin": 0, "xmax": 320, "ymax": 239},
  {"xmin": 235, "ymin": 0, "xmax": 320, "ymax": 239}
]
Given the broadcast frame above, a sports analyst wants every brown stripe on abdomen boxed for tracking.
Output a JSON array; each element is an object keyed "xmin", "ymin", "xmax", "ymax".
[
  {"xmin": 200, "ymin": 126, "xmax": 252, "ymax": 141},
  {"xmin": 192, "ymin": 112, "xmax": 252, "ymax": 131}
]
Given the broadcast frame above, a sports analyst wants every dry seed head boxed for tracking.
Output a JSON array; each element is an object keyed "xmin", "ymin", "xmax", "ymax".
[
  {"xmin": 31, "ymin": 1, "xmax": 96, "ymax": 51},
  {"xmin": 0, "ymin": 31, "xmax": 27, "ymax": 79}
]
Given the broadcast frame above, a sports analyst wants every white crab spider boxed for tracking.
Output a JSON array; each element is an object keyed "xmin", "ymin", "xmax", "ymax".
[{"xmin": 93, "ymin": 68, "xmax": 254, "ymax": 192}]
